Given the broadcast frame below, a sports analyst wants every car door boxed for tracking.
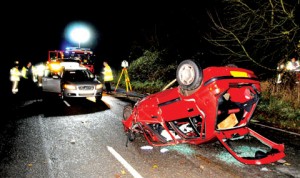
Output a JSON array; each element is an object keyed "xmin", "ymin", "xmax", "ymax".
[{"xmin": 42, "ymin": 69, "xmax": 62, "ymax": 93}]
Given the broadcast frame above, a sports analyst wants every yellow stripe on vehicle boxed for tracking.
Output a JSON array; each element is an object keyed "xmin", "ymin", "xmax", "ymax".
[{"xmin": 230, "ymin": 71, "xmax": 248, "ymax": 77}]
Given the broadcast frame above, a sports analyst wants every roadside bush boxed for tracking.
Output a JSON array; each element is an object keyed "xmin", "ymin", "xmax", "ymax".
[
  {"xmin": 114, "ymin": 50, "xmax": 177, "ymax": 93},
  {"xmin": 255, "ymin": 80, "xmax": 300, "ymax": 133},
  {"xmin": 130, "ymin": 80, "xmax": 165, "ymax": 94},
  {"xmin": 128, "ymin": 50, "xmax": 177, "ymax": 83}
]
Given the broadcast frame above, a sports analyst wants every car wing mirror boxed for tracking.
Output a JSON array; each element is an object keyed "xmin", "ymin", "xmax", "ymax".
[
  {"xmin": 95, "ymin": 74, "xmax": 101, "ymax": 80},
  {"xmin": 52, "ymin": 75, "xmax": 60, "ymax": 79}
]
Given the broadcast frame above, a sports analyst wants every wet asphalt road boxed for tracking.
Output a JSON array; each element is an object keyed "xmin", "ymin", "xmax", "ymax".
[{"xmin": 0, "ymin": 85, "xmax": 299, "ymax": 178}]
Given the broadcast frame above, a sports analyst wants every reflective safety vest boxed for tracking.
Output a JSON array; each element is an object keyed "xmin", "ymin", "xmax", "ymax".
[
  {"xmin": 21, "ymin": 66, "xmax": 29, "ymax": 79},
  {"xmin": 103, "ymin": 65, "xmax": 113, "ymax": 81},
  {"xmin": 36, "ymin": 64, "xmax": 46, "ymax": 77},
  {"xmin": 10, "ymin": 67, "xmax": 21, "ymax": 81},
  {"xmin": 22, "ymin": 66, "xmax": 37, "ymax": 80}
]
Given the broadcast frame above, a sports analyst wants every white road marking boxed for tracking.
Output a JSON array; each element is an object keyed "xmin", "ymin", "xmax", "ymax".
[
  {"xmin": 63, "ymin": 100, "xmax": 71, "ymax": 107},
  {"xmin": 251, "ymin": 122, "xmax": 300, "ymax": 136},
  {"xmin": 107, "ymin": 146, "xmax": 143, "ymax": 178}
]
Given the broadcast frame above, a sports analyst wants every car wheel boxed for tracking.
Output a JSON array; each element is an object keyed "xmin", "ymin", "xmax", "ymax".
[
  {"xmin": 95, "ymin": 95, "xmax": 102, "ymax": 103},
  {"xmin": 176, "ymin": 59, "xmax": 203, "ymax": 91},
  {"xmin": 123, "ymin": 104, "xmax": 133, "ymax": 121},
  {"xmin": 60, "ymin": 92, "xmax": 64, "ymax": 100},
  {"xmin": 42, "ymin": 92, "xmax": 49, "ymax": 104}
]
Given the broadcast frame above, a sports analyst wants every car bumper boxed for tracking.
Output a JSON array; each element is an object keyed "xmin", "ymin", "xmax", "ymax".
[{"xmin": 63, "ymin": 90, "xmax": 102, "ymax": 97}]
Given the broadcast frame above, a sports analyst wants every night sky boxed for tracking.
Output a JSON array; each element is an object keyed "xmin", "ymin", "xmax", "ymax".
[
  {"xmin": 3, "ymin": 3, "xmax": 214, "ymax": 69},
  {"xmin": 0, "ymin": 2, "xmax": 218, "ymax": 97},
  {"xmin": 4, "ymin": 5, "xmax": 147, "ymax": 66}
]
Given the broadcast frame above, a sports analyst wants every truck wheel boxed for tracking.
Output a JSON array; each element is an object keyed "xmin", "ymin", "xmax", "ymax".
[{"xmin": 176, "ymin": 59, "xmax": 203, "ymax": 91}]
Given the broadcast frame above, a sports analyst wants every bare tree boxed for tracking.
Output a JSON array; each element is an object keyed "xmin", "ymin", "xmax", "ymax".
[{"xmin": 204, "ymin": 0, "xmax": 300, "ymax": 72}]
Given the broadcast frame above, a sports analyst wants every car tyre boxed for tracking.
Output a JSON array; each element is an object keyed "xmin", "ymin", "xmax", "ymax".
[
  {"xmin": 176, "ymin": 59, "xmax": 203, "ymax": 91},
  {"xmin": 60, "ymin": 92, "xmax": 64, "ymax": 100},
  {"xmin": 42, "ymin": 92, "xmax": 49, "ymax": 104},
  {"xmin": 95, "ymin": 95, "xmax": 102, "ymax": 103}
]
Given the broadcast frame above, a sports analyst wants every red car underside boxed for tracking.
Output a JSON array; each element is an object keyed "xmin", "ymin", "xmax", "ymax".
[{"xmin": 122, "ymin": 66, "xmax": 285, "ymax": 165}]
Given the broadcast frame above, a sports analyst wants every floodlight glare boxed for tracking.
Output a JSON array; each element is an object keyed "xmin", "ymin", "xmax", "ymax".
[
  {"xmin": 70, "ymin": 27, "xmax": 90, "ymax": 48},
  {"xmin": 65, "ymin": 22, "xmax": 92, "ymax": 48}
]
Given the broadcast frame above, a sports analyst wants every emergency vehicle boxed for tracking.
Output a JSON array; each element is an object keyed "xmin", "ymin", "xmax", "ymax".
[{"xmin": 48, "ymin": 47, "xmax": 96, "ymax": 73}]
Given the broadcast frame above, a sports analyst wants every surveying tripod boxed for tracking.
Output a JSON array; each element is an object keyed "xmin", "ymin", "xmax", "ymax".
[{"xmin": 114, "ymin": 67, "xmax": 132, "ymax": 92}]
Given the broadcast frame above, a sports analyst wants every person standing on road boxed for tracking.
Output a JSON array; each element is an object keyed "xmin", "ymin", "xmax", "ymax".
[
  {"xmin": 10, "ymin": 61, "xmax": 22, "ymax": 94},
  {"xmin": 102, "ymin": 61, "xmax": 114, "ymax": 94},
  {"xmin": 22, "ymin": 61, "xmax": 36, "ymax": 82},
  {"xmin": 21, "ymin": 61, "xmax": 37, "ymax": 95},
  {"xmin": 36, "ymin": 62, "xmax": 46, "ymax": 87}
]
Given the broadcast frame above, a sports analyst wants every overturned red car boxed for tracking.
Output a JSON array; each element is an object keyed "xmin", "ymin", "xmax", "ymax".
[{"xmin": 122, "ymin": 59, "xmax": 285, "ymax": 165}]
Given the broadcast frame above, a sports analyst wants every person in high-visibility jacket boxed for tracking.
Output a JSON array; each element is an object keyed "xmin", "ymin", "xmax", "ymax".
[
  {"xmin": 36, "ymin": 63, "xmax": 46, "ymax": 87},
  {"xmin": 102, "ymin": 61, "xmax": 114, "ymax": 94},
  {"xmin": 21, "ymin": 61, "xmax": 37, "ymax": 95},
  {"xmin": 10, "ymin": 61, "xmax": 22, "ymax": 94},
  {"xmin": 22, "ymin": 61, "xmax": 37, "ymax": 82}
]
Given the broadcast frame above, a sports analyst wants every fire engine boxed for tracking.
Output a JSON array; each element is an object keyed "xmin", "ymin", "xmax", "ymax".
[{"xmin": 48, "ymin": 47, "xmax": 96, "ymax": 73}]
